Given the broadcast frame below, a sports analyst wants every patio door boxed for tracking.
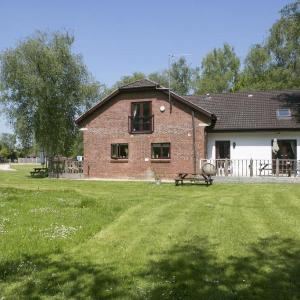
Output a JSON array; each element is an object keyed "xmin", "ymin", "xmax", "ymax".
[
  {"xmin": 272, "ymin": 139, "xmax": 297, "ymax": 160},
  {"xmin": 272, "ymin": 139, "xmax": 297, "ymax": 175},
  {"xmin": 215, "ymin": 141, "xmax": 230, "ymax": 159},
  {"xmin": 215, "ymin": 141, "xmax": 230, "ymax": 174}
]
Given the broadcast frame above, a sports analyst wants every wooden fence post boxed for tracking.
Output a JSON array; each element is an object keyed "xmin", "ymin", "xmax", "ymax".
[
  {"xmin": 224, "ymin": 158, "xmax": 229, "ymax": 176},
  {"xmin": 249, "ymin": 159, "xmax": 253, "ymax": 177},
  {"xmin": 276, "ymin": 158, "xmax": 279, "ymax": 177}
]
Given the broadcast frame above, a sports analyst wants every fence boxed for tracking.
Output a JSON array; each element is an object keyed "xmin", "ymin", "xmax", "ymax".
[
  {"xmin": 17, "ymin": 157, "xmax": 41, "ymax": 164},
  {"xmin": 200, "ymin": 159, "xmax": 300, "ymax": 177},
  {"xmin": 48, "ymin": 158, "xmax": 84, "ymax": 178}
]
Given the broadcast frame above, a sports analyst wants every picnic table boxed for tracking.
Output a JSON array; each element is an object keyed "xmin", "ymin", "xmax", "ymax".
[
  {"xmin": 30, "ymin": 167, "xmax": 48, "ymax": 178},
  {"xmin": 175, "ymin": 172, "xmax": 213, "ymax": 186}
]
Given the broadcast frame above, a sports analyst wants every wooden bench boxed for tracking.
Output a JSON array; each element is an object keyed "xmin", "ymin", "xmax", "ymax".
[
  {"xmin": 175, "ymin": 172, "xmax": 213, "ymax": 186},
  {"xmin": 30, "ymin": 167, "xmax": 48, "ymax": 178}
]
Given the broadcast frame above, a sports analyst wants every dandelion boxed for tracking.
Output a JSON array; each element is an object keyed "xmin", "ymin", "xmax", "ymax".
[
  {"xmin": 0, "ymin": 217, "xmax": 9, "ymax": 234},
  {"xmin": 41, "ymin": 224, "xmax": 79, "ymax": 239}
]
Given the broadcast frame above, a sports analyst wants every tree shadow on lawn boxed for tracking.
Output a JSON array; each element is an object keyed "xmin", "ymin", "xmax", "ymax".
[
  {"xmin": 0, "ymin": 253, "xmax": 122, "ymax": 299},
  {"xmin": 1, "ymin": 236, "xmax": 300, "ymax": 299},
  {"xmin": 137, "ymin": 236, "xmax": 300, "ymax": 300}
]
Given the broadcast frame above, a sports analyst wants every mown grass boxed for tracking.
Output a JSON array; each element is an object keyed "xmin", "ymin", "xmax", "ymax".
[{"xmin": 0, "ymin": 165, "xmax": 300, "ymax": 299}]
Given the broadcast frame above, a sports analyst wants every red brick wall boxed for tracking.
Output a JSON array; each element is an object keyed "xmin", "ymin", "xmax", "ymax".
[{"xmin": 81, "ymin": 89, "xmax": 210, "ymax": 179}]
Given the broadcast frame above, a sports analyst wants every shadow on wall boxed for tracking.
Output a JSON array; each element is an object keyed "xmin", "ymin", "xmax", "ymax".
[{"xmin": 1, "ymin": 236, "xmax": 300, "ymax": 299}]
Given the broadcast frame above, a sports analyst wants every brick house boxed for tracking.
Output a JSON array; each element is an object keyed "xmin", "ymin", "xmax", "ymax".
[
  {"xmin": 76, "ymin": 79, "xmax": 300, "ymax": 178},
  {"xmin": 76, "ymin": 79, "xmax": 214, "ymax": 179}
]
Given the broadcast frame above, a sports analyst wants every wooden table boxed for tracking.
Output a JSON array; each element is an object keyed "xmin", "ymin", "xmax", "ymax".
[
  {"xmin": 30, "ymin": 167, "xmax": 48, "ymax": 178},
  {"xmin": 175, "ymin": 172, "xmax": 213, "ymax": 186}
]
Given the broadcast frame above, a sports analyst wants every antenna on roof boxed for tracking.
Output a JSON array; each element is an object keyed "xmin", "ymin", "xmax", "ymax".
[{"xmin": 168, "ymin": 53, "xmax": 192, "ymax": 113}]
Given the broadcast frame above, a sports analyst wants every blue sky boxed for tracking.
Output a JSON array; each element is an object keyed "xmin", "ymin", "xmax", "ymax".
[{"xmin": 0, "ymin": 0, "xmax": 290, "ymax": 133}]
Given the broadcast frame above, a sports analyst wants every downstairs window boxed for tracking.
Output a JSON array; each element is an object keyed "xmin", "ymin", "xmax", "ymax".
[
  {"xmin": 111, "ymin": 144, "xmax": 128, "ymax": 159},
  {"xmin": 151, "ymin": 143, "xmax": 170, "ymax": 159}
]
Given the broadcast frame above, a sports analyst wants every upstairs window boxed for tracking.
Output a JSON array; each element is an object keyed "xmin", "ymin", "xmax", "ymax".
[
  {"xmin": 151, "ymin": 143, "xmax": 170, "ymax": 159},
  {"xmin": 111, "ymin": 144, "xmax": 128, "ymax": 159},
  {"xmin": 276, "ymin": 109, "xmax": 291, "ymax": 119},
  {"xmin": 130, "ymin": 102, "xmax": 153, "ymax": 133}
]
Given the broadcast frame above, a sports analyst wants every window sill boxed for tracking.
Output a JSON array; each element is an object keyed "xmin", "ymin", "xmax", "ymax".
[
  {"xmin": 110, "ymin": 159, "xmax": 129, "ymax": 163},
  {"xmin": 150, "ymin": 159, "xmax": 171, "ymax": 163},
  {"xmin": 129, "ymin": 131, "xmax": 153, "ymax": 134}
]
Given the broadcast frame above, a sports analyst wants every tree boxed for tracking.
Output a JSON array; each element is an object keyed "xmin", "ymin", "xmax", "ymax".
[
  {"xmin": 237, "ymin": 1, "xmax": 300, "ymax": 91},
  {"xmin": 236, "ymin": 44, "xmax": 271, "ymax": 91},
  {"xmin": 148, "ymin": 71, "xmax": 169, "ymax": 87},
  {"xmin": 0, "ymin": 31, "xmax": 101, "ymax": 158},
  {"xmin": 114, "ymin": 72, "xmax": 146, "ymax": 88},
  {"xmin": 169, "ymin": 57, "xmax": 193, "ymax": 95},
  {"xmin": 195, "ymin": 43, "xmax": 240, "ymax": 94},
  {"xmin": 267, "ymin": 0, "xmax": 300, "ymax": 87},
  {"xmin": 100, "ymin": 72, "xmax": 146, "ymax": 97},
  {"xmin": 101, "ymin": 58, "xmax": 194, "ymax": 97},
  {"xmin": 0, "ymin": 133, "xmax": 17, "ymax": 160}
]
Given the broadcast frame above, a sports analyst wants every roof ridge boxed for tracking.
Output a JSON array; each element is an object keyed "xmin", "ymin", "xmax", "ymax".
[
  {"xmin": 144, "ymin": 77, "xmax": 161, "ymax": 86},
  {"xmin": 119, "ymin": 78, "xmax": 159, "ymax": 89},
  {"xmin": 184, "ymin": 89, "xmax": 300, "ymax": 98}
]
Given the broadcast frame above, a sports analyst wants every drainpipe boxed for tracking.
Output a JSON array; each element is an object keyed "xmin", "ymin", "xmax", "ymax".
[{"xmin": 192, "ymin": 111, "xmax": 197, "ymax": 174}]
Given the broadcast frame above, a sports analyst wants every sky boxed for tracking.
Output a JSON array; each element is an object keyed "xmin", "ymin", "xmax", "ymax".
[{"xmin": 0, "ymin": 0, "xmax": 290, "ymax": 133}]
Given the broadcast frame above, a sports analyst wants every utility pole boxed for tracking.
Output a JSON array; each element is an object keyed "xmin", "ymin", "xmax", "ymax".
[{"xmin": 168, "ymin": 54, "xmax": 174, "ymax": 113}]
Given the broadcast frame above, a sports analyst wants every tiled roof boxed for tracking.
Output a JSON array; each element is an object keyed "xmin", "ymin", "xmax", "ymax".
[
  {"xmin": 184, "ymin": 91, "xmax": 300, "ymax": 131},
  {"xmin": 76, "ymin": 78, "xmax": 300, "ymax": 130}
]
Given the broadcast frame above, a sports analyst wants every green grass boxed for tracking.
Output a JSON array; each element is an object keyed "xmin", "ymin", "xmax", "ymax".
[{"xmin": 0, "ymin": 165, "xmax": 300, "ymax": 299}]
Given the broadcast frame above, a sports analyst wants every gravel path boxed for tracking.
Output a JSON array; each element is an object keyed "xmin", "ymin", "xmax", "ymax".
[{"xmin": 0, "ymin": 164, "xmax": 16, "ymax": 171}]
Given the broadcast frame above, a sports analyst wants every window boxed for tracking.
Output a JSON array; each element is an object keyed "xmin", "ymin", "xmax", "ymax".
[
  {"xmin": 151, "ymin": 143, "xmax": 170, "ymax": 159},
  {"xmin": 276, "ymin": 109, "xmax": 291, "ymax": 119},
  {"xmin": 272, "ymin": 139, "xmax": 296, "ymax": 160},
  {"xmin": 215, "ymin": 141, "xmax": 230, "ymax": 159},
  {"xmin": 271, "ymin": 139, "xmax": 297, "ymax": 175},
  {"xmin": 130, "ymin": 102, "xmax": 153, "ymax": 133},
  {"xmin": 111, "ymin": 144, "xmax": 128, "ymax": 159}
]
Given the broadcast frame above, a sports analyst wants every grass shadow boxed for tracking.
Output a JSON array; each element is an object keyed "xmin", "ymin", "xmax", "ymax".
[
  {"xmin": 137, "ymin": 236, "xmax": 300, "ymax": 299},
  {"xmin": 0, "ymin": 253, "xmax": 122, "ymax": 299}
]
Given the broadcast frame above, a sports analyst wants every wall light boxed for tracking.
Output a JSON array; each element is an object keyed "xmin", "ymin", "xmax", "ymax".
[{"xmin": 233, "ymin": 142, "xmax": 236, "ymax": 149}]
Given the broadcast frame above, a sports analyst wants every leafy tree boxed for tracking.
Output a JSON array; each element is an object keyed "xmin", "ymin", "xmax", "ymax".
[
  {"xmin": 169, "ymin": 57, "xmax": 193, "ymax": 95},
  {"xmin": 0, "ymin": 31, "xmax": 101, "ymax": 158},
  {"xmin": 71, "ymin": 131, "xmax": 84, "ymax": 157},
  {"xmin": 148, "ymin": 71, "xmax": 169, "ymax": 87},
  {"xmin": 100, "ymin": 72, "xmax": 146, "ymax": 97},
  {"xmin": 235, "ymin": 44, "xmax": 271, "ymax": 91},
  {"xmin": 237, "ymin": 1, "xmax": 300, "ymax": 91},
  {"xmin": 114, "ymin": 72, "xmax": 146, "ymax": 88},
  {"xmin": 0, "ymin": 133, "xmax": 17, "ymax": 159},
  {"xmin": 195, "ymin": 43, "xmax": 240, "ymax": 94},
  {"xmin": 267, "ymin": 1, "xmax": 300, "ymax": 87}
]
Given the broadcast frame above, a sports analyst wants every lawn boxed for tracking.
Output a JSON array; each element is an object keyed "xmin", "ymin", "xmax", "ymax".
[{"xmin": 0, "ymin": 165, "xmax": 300, "ymax": 299}]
